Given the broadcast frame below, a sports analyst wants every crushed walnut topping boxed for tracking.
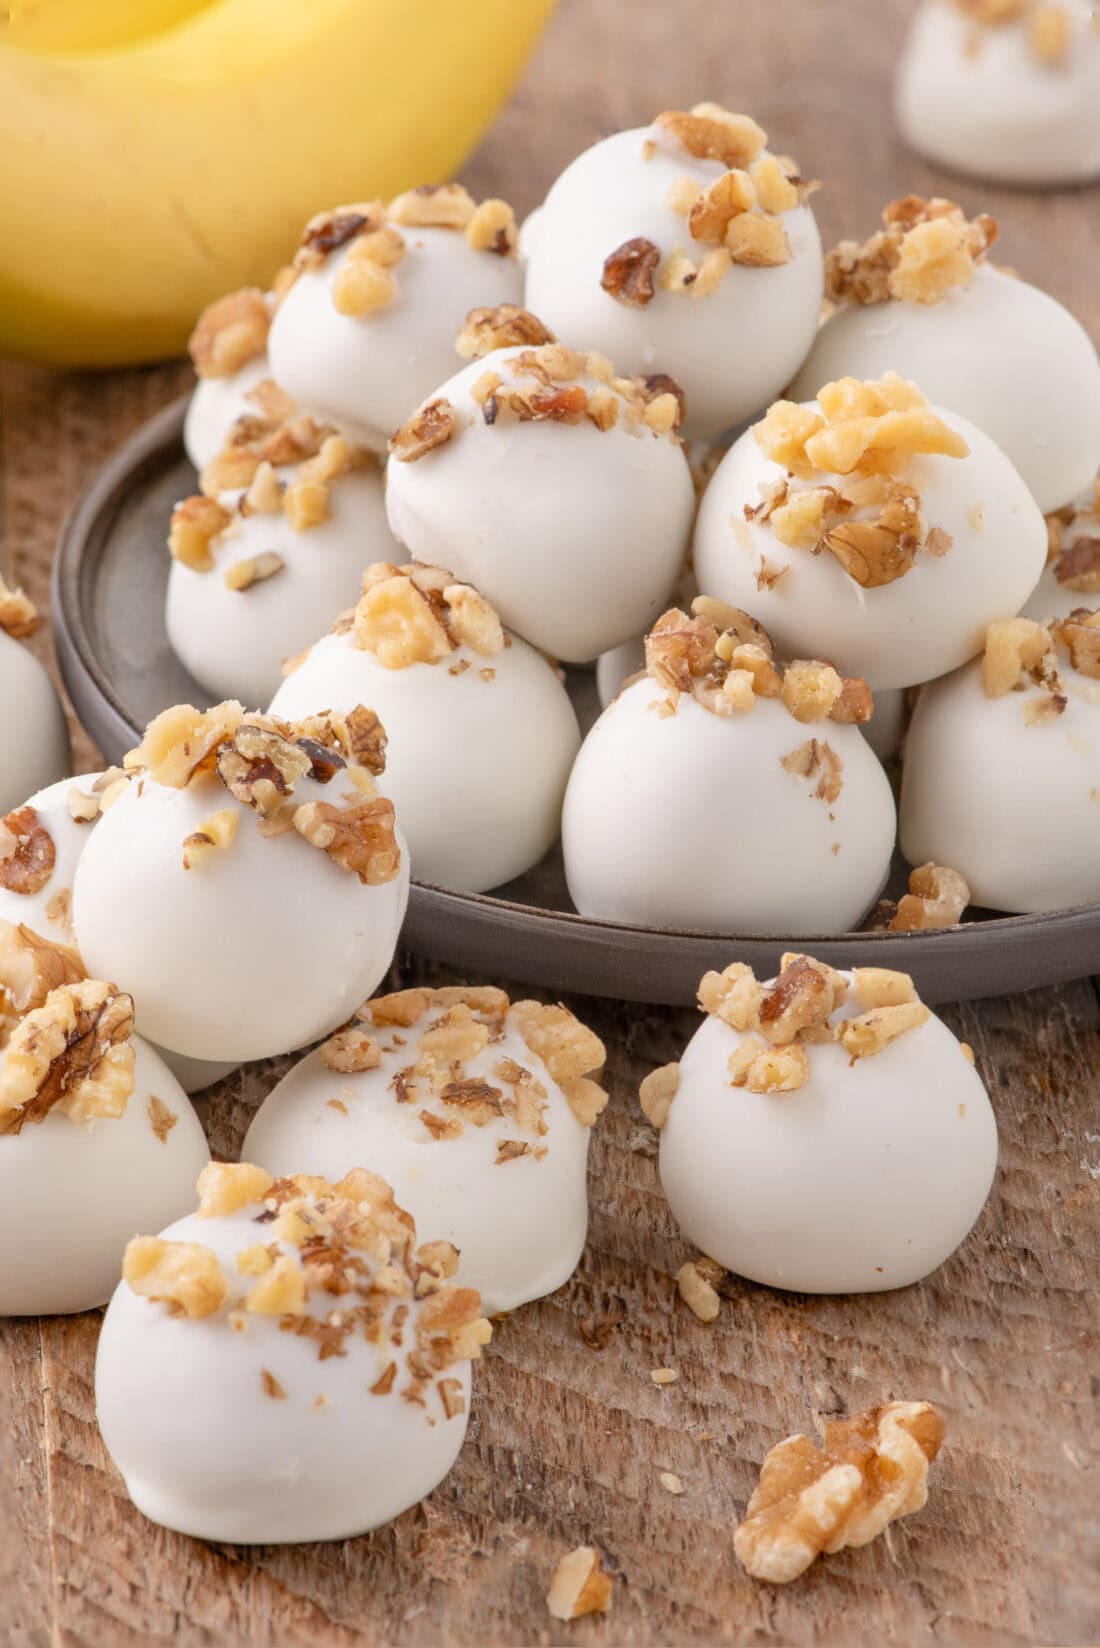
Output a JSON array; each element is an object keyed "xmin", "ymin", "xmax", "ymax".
[
  {"xmin": 148, "ymin": 1094, "xmax": 178, "ymax": 1143},
  {"xmin": 880, "ymin": 863, "xmax": 971, "ymax": 932},
  {"xmin": 779, "ymin": 737, "xmax": 844, "ymax": 805},
  {"xmin": 0, "ymin": 575, "xmax": 38, "ymax": 639},
  {"xmin": 389, "ymin": 397, "xmax": 458, "ymax": 462},
  {"xmin": 1049, "ymin": 515, "xmax": 1100, "ymax": 594},
  {"xmin": 353, "ymin": 562, "xmax": 504, "ymax": 667},
  {"xmin": 655, "ymin": 104, "xmax": 768, "ymax": 168},
  {"xmin": 188, "ymin": 287, "xmax": 270, "ymax": 378},
  {"xmin": 182, "ymin": 806, "xmax": 239, "ymax": 871},
  {"xmin": 67, "ymin": 768, "xmax": 128, "ymax": 825},
  {"xmin": 223, "ymin": 550, "xmax": 286, "ymax": 593},
  {"xmin": 826, "ymin": 196, "xmax": 998, "ymax": 307},
  {"xmin": 696, "ymin": 956, "xmax": 929, "ymax": 1094},
  {"xmin": 0, "ymin": 921, "xmax": 84, "ymax": 1032},
  {"xmin": 456, "ymin": 304, "xmax": 555, "ymax": 358},
  {"xmin": 639, "ymin": 1061, "xmax": 679, "ymax": 1129},
  {"xmin": 735, "ymin": 1401, "xmax": 945, "ymax": 1583},
  {"xmin": 642, "ymin": 600, "xmax": 873, "ymax": 726},
  {"xmin": 123, "ymin": 1236, "xmax": 229, "ymax": 1319},
  {"xmin": 0, "ymin": 807, "xmax": 55, "ymax": 896},
  {"xmin": 751, "ymin": 375, "xmax": 967, "ymax": 588},
  {"xmin": 980, "ymin": 608, "xmax": 1100, "ymax": 711},
  {"xmin": 546, "ymin": 1547, "xmax": 614, "ymax": 1622},
  {"xmin": 601, "ymin": 237, "xmax": 661, "ymax": 306},
  {"xmin": 1052, "ymin": 608, "xmax": 1100, "ymax": 680},
  {"xmin": 0, "ymin": 980, "xmax": 135, "ymax": 1134}
]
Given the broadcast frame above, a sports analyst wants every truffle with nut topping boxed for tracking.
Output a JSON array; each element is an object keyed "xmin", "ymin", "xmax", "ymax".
[
  {"xmin": 0, "ymin": 775, "xmax": 235, "ymax": 1095},
  {"xmin": 166, "ymin": 412, "xmax": 396, "ymax": 708},
  {"xmin": 72, "ymin": 703, "xmax": 409, "ymax": 1063},
  {"xmin": 384, "ymin": 332, "xmax": 695, "ymax": 663},
  {"xmin": 694, "ymin": 373, "xmax": 1047, "ymax": 690},
  {"xmin": 183, "ymin": 285, "xmax": 292, "ymax": 472},
  {"xmin": 0, "ymin": 921, "xmax": 210, "ymax": 1314},
  {"xmin": 0, "ymin": 578, "xmax": 69, "ymax": 816},
  {"xmin": 243, "ymin": 986, "xmax": 607, "ymax": 1314},
  {"xmin": 562, "ymin": 601, "xmax": 896, "ymax": 934},
  {"xmin": 789, "ymin": 198, "xmax": 1100, "ymax": 513},
  {"xmin": 896, "ymin": 0, "xmax": 1100, "ymax": 187},
  {"xmin": 524, "ymin": 103, "xmax": 824, "ymax": 439},
  {"xmin": 269, "ymin": 562, "xmax": 580, "ymax": 892},
  {"xmin": 901, "ymin": 609, "xmax": 1100, "ymax": 912},
  {"xmin": 267, "ymin": 191, "xmax": 523, "ymax": 452},
  {"xmin": 644, "ymin": 955, "xmax": 996, "ymax": 1292},
  {"xmin": 95, "ymin": 1164, "xmax": 490, "ymax": 1542},
  {"xmin": 1023, "ymin": 476, "xmax": 1100, "ymax": 623}
]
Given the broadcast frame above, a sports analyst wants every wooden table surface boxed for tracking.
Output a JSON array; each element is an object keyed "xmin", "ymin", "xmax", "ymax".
[{"xmin": 2, "ymin": 1, "xmax": 1099, "ymax": 1642}]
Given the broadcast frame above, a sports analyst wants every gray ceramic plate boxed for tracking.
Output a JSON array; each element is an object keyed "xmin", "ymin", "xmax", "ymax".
[{"xmin": 52, "ymin": 396, "xmax": 1100, "ymax": 1004}]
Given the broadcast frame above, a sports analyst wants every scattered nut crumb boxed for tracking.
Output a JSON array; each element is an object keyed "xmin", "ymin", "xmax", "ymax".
[{"xmin": 546, "ymin": 1547, "xmax": 613, "ymax": 1622}]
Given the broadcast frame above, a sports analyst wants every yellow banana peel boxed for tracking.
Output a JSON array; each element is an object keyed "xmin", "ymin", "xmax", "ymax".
[{"xmin": 0, "ymin": 0, "xmax": 556, "ymax": 366}]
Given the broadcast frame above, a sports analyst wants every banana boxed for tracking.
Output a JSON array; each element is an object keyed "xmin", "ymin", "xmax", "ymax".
[{"xmin": 0, "ymin": 0, "xmax": 556, "ymax": 366}]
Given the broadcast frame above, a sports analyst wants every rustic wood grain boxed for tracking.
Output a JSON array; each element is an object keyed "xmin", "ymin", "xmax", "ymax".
[{"xmin": 2, "ymin": 0, "xmax": 1099, "ymax": 1642}]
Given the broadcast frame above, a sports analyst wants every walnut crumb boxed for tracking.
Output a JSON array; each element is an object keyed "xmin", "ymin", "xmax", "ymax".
[
  {"xmin": 0, "ymin": 807, "xmax": 55, "ymax": 895},
  {"xmin": 546, "ymin": 1547, "xmax": 613, "ymax": 1622},
  {"xmin": 456, "ymin": 304, "xmax": 554, "ymax": 357},
  {"xmin": 169, "ymin": 495, "xmax": 231, "ymax": 572},
  {"xmin": 182, "ymin": 807, "xmax": 239, "ymax": 870},
  {"xmin": 188, "ymin": 288, "xmax": 270, "ymax": 378},
  {"xmin": 123, "ymin": 1236, "xmax": 227, "ymax": 1318},
  {"xmin": 639, "ymin": 1062, "xmax": 679, "ymax": 1129},
  {"xmin": 0, "ymin": 576, "xmax": 38, "ymax": 639},
  {"xmin": 601, "ymin": 237, "xmax": 661, "ymax": 306},
  {"xmin": 889, "ymin": 864, "xmax": 970, "ymax": 931},
  {"xmin": 677, "ymin": 1260, "xmax": 722, "ymax": 1322},
  {"xmin": 196, "ymin": 1161, "xmax": 274, "ymax": 1218},
  {"xmin": 224, "ymin": 551, "xmax": 286, "ymax": 592},
  {"xmin": 0, "ymin": 981, "xmax": 135, "ymax": 1133},
  {"xmin": 660, "ymin": 1472, "xmax": 686, "ymax": 1495},
  {"xmin": 826, "ymin": 196, "xmax": 998, "ymax": 308},
  {"xmin": 261, "ymin": 1368, "xmax": 288, "ymax": 1399},
  {"xmin": 320, "ymin": 1027, "xmax": 381, "ymax": 1072},
  {"xmin": 651, "ymin": 1367, "xmax": 680, "ymax": 1385},
  {"xmin": 147, "ymin": 1094, "xmax": 177, "ymax": 1143},
  {"xmin": 389, "ymin": 398, "xmax": 458, "ymax": 462}
]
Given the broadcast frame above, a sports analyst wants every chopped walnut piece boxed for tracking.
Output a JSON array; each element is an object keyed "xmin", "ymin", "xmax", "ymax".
[
  {"xmin": 320, "ymin": 1027, "xmax": 381, "ymax": 1073},
  {"xmin": 0, "ymin": 576, "xmax": 38, "ymax": 639},
  {"xmin": 196, "ymin": 1161, "xmax": 274, "ymax": 1218},
  {"xmin": 293, "ymin": 795, "xmax": 401, "ymax": 884},
  {"xmin": 655, "ymin": 105, "xmax": 767, "ymax": 168},
  {"xmin": 1029, "ymin": 1, "xmax": 1071, "ymax": 64},
  {"xmin": 456, "ymin": 304, "xmax": 554, "ymax": 358},
  {"xmin": 651, "ymin": 1366, "xmax": 679, "ymax": 1385},
  {"xmin": 182, "ymin": 807, "xmax": 239, "ymax": 871},
  {"xmin": 838, "ymin": 1001, "xmax": 931, "ymax": 1060},
  {"xmin": 690, "ymin": 246, "xmax": 733, "ymax": 298},
  {"xmin": 188, "ymin": 288, "xmax": 270, "ymax": 378},
  {"xmin": 734, "ymin": 1401, "xmax": 945, "ymax": 1583},
  {"xmin": 389, "ymin": 397, "xmax": 458, "ymax": 463},
  {"xmin": 639, "ymin": 1062, "xmax": 679, "ymax": 1129},
  {"xmin": 216, "ymin": 717, "xmax": 312, "ymax": 814},
  {"xmin": 782, "ymin": 661, "xmax": 843, "ymax": 723},
  {"xmin": 361, "ymin": 985, "xmax": 509, "ymax": 1028},
  {"xmin": 601, "ymin": 237, "xmax": 661, "ymax": 307},
  {"xmin": 332, "ymin": 257, "xmax": 398, "ymax": 317},
  {"xmin": 0, "ymin": 921, "xmax": 83, "ymax": 1016},
  {"xmin": 750, "ymin": 153, "xmax": 799, "ymax": 214},
  {"xmin": 981, "ymin": 616, "xmax": 1054, "ymax": 697},
  {"xmin": 511, "ymin": 1000, "xmax": 605, "ymax": 1083},
  {"xmin": 261, "ymin": 1369, "xmax": 288, "ymax": 1400},
  {"xmin": 295, "ymin": 204, "xmax": 381, "ymax": 269},
  {"xmin": 169, "ymin": 495, "xmax": 231, "ymax": 572},
  {"xmin": 852, "ymin": 967, "xmax": 919, "ymax": 1009},
  {"xmin": 0, "ymin": 981, "xmax": 135, "ymax": 1133},
  {"xmin": 757, "ymin": 955, "xmax": 845, "ymax": 1046},
  {"xmin": 0, "ymin": 807, "xmax": 55, "ymax": 895},
  {"xmin": 1053, "ymin": 536, "xmax": 1100, "ymax": 592},
  {"xmin": 780, "ymin": 738, "xmax": 844, "ymax": 804},
  {"xmin": 826, "ymin": 196, "xmax": 998, "ymax": 307},
  {"xmin": 223, "ymin": 550, "xmax": 286, "ymax": 593},
  {"xmin": 889, "ymin": 864, "xmax": 970, "ymax": 932},
  {"xmin": 726, "ymin": 212, "xmax": 791, "ymax": 267},
  {"xmin": 283, "ymin": 477, "xmax": 330, "ymax": 532},
  {"xmin": 445, "ymin": 583, "xmax": 505, "ymax": 656},
  {"xmin": 246, "ymin": 1254, "xmax": 307, "ymax": 1316},
  {"xmin": 465, "ymin": 197, "xmax": 518, "ymax": 255},
  {"xmin": 546, "ymin": 1547, "xmax": 614, "ymax": 1622},
  {"xmin": 148, "ymin": 1094, "xmax": 178, "ymax": 1142},
  {"xmin": 123, "ymin": 1237, "xmax": 228, "ymax": 1319},
  {"xmin": 354, "ymin": 573, "xmax": 452, "ymax": 668},
  {"xmin": 821, "ymin": 495, "xmax": 922, "ymax": 588},
  {"xmin": 1053, "ymin": 608, "xmax": 1100, "ymax": 680},
  {"xmin": 127, "ymin": 700, "xmax": 243, "ymax": 788},
  {"xmin": 677, "ymin": 1260, "xmax": 721, "ymax": 1322},
  {"xmin": 561, "ymin": 1075, "xmax": 609, "ymax": 1127},
  {"xmin": 729, "ymin": 1036, "xmax": 810, "ymax": 1093},
  {"xmin": 387, "ymin": 183, "xmax": 476, "ymax": 230},
  {"xmin": 688, "ymin": 168, "xmax": 756, "ymax": 245},
  {"xmin": 698, "ymin": 962, "xmax": 765, "ymax": 1031}
]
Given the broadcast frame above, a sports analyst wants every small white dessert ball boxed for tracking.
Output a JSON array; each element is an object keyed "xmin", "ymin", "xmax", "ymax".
[
  {"xmin": 901, "ymin": 610, "xmax": 1100, "ymax": 912},
  {"xmin": 270, "ymin": 564, "xmax": 580, "ymax": 893},
  {"xmin": 385, "ymin": 334, "xmax": 695, "ymax": 663},
  {"xmin": 0, "ymin": 618, "xmax": 69, "ymax": 817},
  {"xmin": 0, "ymin": 957, "xmax": 210, "ymax": 1315},
  {"xmin": 268, "ymin": 192, "xmax": 524, "ymax": 452},
  {"xmin": 72, "ymin": 704, "xmax": 409, "ymax": 1063},
  {"xmin": 562, "ymin": 609, "xmax": 896, "ymax": 934},
  {"xmin": 651, "ymin": 957, "xmax": 997, "ymax": 1292},
  {"xmin": 791, "ymin": 257, "xmax": 1100, "ymax": 514},
  {"xmin": 244, "ymin": 986, "xmax": 607, "ymax": 1314},
  {"xmin": 166, "ymin": 434, "xmax": 395, "ymax": 708},
  {"xmin": 694, "ymin": 375, "xmax": 1047, "ymax": 690},
  {"xmin": 1023, "ymin": 482, "xmax": 1100, "ymax": 622},
  {"xmin": 525, "ymin": 106, "xmax": 824, "ymax": 439},
  {"xmin": 96, "ymin": 1164, "xmax": 489, "ymax": 1542},
  {"xmin": 896, "ymin": 0, "xmax": 1100, "ymax": 186}
]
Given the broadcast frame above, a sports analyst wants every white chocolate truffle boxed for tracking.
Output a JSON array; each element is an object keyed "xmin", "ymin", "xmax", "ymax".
[
  {"xmin": 166, "ymin": 426, "xmax": 394, "ymax": 708},
  {"xmin": 694, "ymin": 374, "xmax": 1047, "ymax": 691},
  {"xmin": 270, "ymin": 564, "xmax": 580, "ymax": 892},
  {"xmin": 901, "ymin": 610, "xmax": 1100, "ymax": 912},
  {"xmin": 525, "ymin": 106, "xmax": 824, "ymax": 439},
  {"xmin": 268, "ymin": 193, "xmax": 524, "ymax": 451},
  {"xmin": 1023, "ymin": 482, "xmax": 1100, "ymax": 622},
  {"xmin": 96, "ymin": 1165, "xmax": 489, "ymax": 1542},
  {"xmin": 562, "ymin": 606, "xmax": 896, "ymax": 933},
  {"xmin": 651, "ymin": 956, "xmax": 997, "ymax": 1292},
  {"xmin": 244, "ymin": 986, "xmax": 607, "ymax": 1314},
  {"xmin": 896, "ymin": 0, "xmax": 1100, "ymax": 187},
  {"xmin": 0, "ymin": 585, "xmax": 69, "ymax": 816},
  {"xmin": 790, "ymin": 201, "xmax": 1100, "ymax": 514},
  {"xmin": 72, "ymin": 704, "xmax": 409, "ymax": 1063},
  {"xmin": 385, "ymin": 333, "xmax": 695, "ymax": 663},
  {"xmin": 0, "ymin": 939, "xmax": 210, "ymax": 1315}
]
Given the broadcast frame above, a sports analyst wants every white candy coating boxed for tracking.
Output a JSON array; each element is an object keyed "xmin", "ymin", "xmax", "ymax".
[
  {"xmin": 596, "ymin": 564, "xmax": 699, "ymax": 707},
  {"xmin": 694, "ymin": 403, "xmax": 1047, "ymax": 690},
  {"xmin": 862, "ymin": 686, "xmax": 907, "ymax": 764},
  {"xmin": 0, "ymin": 633, "xmax": 69, "ymax": 816},
  {"xmin": 659, "ymin": 973, "xmax": 997, "ymax": 1292},
  {"xmin": 0, "ymin": 1037, "xmax": 210, "ymax": 1315},
  {"xmin": 900, "ymin": 649, "xmax": 1100, "ymax": 913},
  {"xmin": 95, "ymin": 1192, "xmax": 474, "ymax": 1542},
  {"xmin": 270, "ymin": 626, "xmax": 579, "ymax": 893},
  {"xmin": 385, "ymin": 349, "xmax": 695, "ymax": 662},
  {"xmin": 789, "ymin": 266, "xmax": 1100, "ymax": 514},
  {"xmin": 244, "ymin": 1017, "xmax": 593, "ymax": 1314},
  {"xmin": 268, "ymin": 227, "xmax": 523, "ymax": 451},
  {"xmin": 166, "ymin": 466, "xmax": 395, "ymax": 708},
  {"xmin": 517, "ymin": 205, "xmax": 544, "ymax": 265},
  {"xmin": 183, "ymin": 353, "xmax": 274, "ymax": 473},
  {"xmin": 525, "ymin": 125, "xmax": 824, "ymax": 439},
  {"xmin": 72, "ymin": 766, "xmax": 409, "ymax": 1062},
  {"xmin": 562, "ymin": 679, "xmax": 896, "ymax": 933},
  {"xmin": 896, "ymin": 0, "xmax": 1100, "ymax": 186}
]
